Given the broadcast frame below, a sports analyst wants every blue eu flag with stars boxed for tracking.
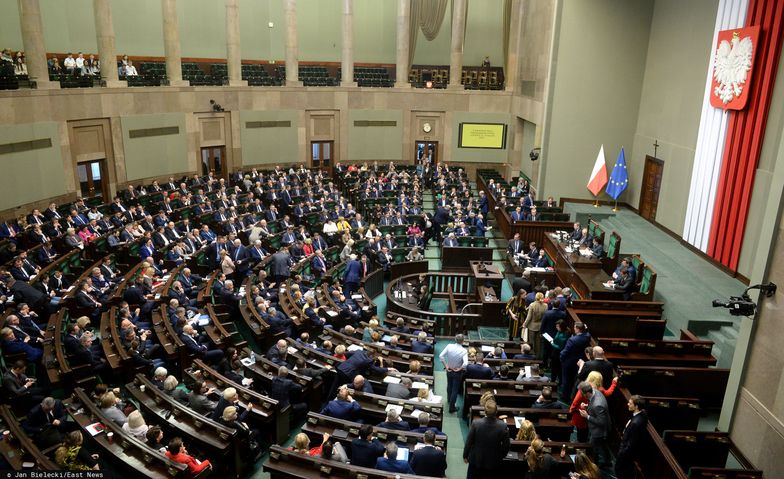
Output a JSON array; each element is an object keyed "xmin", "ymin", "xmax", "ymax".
[{"xmin": 605, "ymin": 148, "xmax": 629, "ymax": 200}]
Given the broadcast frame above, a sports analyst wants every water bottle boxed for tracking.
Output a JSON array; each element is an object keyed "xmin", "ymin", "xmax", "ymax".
[{"xmin": 250, "ymin": 351, "xmax": 256, "ymax": 363}]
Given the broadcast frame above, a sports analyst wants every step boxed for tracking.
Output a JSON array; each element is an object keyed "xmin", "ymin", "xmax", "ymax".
[{"xmin": 719, "ymin": 325, "xmax": 739, "ymax": 342}]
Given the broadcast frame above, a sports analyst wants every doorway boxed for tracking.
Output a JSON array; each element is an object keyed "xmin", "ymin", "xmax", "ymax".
[
  {"xmin": 639, "ymin": 155, "xmax": 664, "ymax": 221},
  {"xmin": 200, "ymin": 146, "xmax": 227, "ymax": 178},
  {"xmin": 416, "ymin": 141, "xmax": 438, "ymax": 168},
  {"xmin": 76, "ymin": 160, "xmax": 108, "ymax": 200},
  {"xmin": 311, "ymin": 141, "xmax": 334, "ymax": 174}
]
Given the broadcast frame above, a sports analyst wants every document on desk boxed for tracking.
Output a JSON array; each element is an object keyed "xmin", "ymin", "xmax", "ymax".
[
  {"xmin": 411, "ymin": 382, "xmax": 428, "ymax": 390},
  {"xmin": 383, "ymin": 376, "xmax": 401, "ymax": 384},
  {"xmin": 385, "ymin": 404, "xmax": 403, "ymax": 415},
  {"xmin": 347, "ymin": 344, "xmax": 364, "ymax": 352},
  {"xmin": 481, "ymin": 345, "xmax": 494, "ymax": 353}
]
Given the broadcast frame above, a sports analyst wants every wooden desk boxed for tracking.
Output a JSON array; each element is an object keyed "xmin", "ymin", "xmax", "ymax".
[
  {"xmin": 0, "ymin": 405, "xmax": 58, "ymax": 470},
  {"xmin": 441, "ymin": 246, "xmax": 493, "ymax": 270},
  {"xmin": 471, "ymin": 260, "xmax": 503, "ymax": 294},
  {"xmin": 543, "ymin": 233, "xmax": 624, "ymax": 300}
]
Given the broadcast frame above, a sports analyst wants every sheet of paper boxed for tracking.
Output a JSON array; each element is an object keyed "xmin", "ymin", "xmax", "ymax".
[
  {"xmin": 383, "ymin": 376, "xmax": 401, "ymax": 384},
  {"xmin": 514, "ymin": 416, "xmax": 526, "ymax": 429},
  {"xmin": 347, "ymin": 344, "xmax": 363, "ymax": 352},
  {"xmin": 384, "ymin": 403, "xmax": 403, "ymax": 415},
  {"xmin": 481, "ymin": 345, "xmax": 494, "ymax": 353},
  {"xmin": 409, "ymin": 409, "xmax": 425, "ymax": 418},
  {"xmin": 542, "ymin": 332, "xmax": 554, "ymax": 344},
  {"xmin": 411, "ymin": 382, "xmax": 428, "ymax": 390}
]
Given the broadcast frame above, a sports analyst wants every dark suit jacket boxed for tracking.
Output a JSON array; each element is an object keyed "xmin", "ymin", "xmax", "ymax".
[
  {"xmin": 349, "ymin": 438, "xmax": 385, "ymax": 468},
  {"xmin": 463, "ymin": 415, "xmax": 510, "ymax": 470},
  {"xmin": 337, "ymin": 350, "xmax": 387, "ymax": 380},
  {"xmin": 376, "ymin": 420, "xmax": 410, "ymax": 431},
  {"xmin": 270, "ymin": 252, "xmax": 291, "ymax": 277},
  {"xmin": 577, "ymin": 359, "xmax": 615, "ymax": 389},
  {"xmin": 560, "ymin": 332, "xmax": 592, "ymax": 369},
  {"xmin": 618, "ymin": 410, "xmax": 648, "ymax": 458},
  {"xmin": 375, "ymin": 457, "xmax": 414, "ymax": 474},
  {"xmin": 411, "ymin": 340, "xmax": 433, "ymax": 354},
  {"xmin": 23, "ymin": 400, "xmax": 67, "ymax": 435},
  {"xmin": 411, "ymin": 445, "xmax": 447, "ymax": 477}
]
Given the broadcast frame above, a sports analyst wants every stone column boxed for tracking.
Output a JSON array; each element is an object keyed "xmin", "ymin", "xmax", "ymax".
[
  {"xmin": 93, "ymin": 0, "xmax": 125, "ymax": 87},
  {"xmin": 224, "ymin": 0, "xmax": 246, "ymax": 86},
  {"xmin": 505, "ymin": 0, "xmax": 523, "ymax": 93},
  {"xmin": 394, "ymin": 0, "xmax": 411, "ymax": 88},
  {"xmin": 161, "ymin": 0, "xmax": 187, "ymax": 86},
  {"xmin": 340, "ymin": 0, "xmax": 356, "ymax": 87},
  {"xmin": 284, "ymin": 0, "xmax": 302, "ymax": 86},
  {"xmin": 448, "ymin": 0, "xmax": 468, "ymax": 89},
  {"xmin": 17, "ymin": 0, "xmax": 58, "ymax": 89}
]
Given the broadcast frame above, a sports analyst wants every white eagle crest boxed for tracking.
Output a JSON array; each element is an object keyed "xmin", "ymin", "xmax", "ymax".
[{"xmin": 713, "ymin": 34, "xmax": 753, "ymax": 104}]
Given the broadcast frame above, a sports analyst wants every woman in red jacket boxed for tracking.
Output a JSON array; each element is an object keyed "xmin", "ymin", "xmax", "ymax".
[
  {"xmin": 165, "ymin": 437, "xmax": 212, "ymax": 475},
  {"xmin": 569, "ymin": 371, "xmax": 618, "ymax": 443}
]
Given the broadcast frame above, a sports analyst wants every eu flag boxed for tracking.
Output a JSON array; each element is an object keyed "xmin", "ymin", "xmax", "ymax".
[{"xmin": 605, "ymin": 148, "xmax": 629, "ymax": 200}]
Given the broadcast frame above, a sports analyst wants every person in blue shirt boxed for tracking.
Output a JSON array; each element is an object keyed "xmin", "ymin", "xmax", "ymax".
[
  {"xmin": 1, "ymin": 327, "xmax": 42, "ymax": 362},
  {"xmin": 320, "ymin": 386, "xmax": 361, "ymax": 421},
  {"xmin": 375, "ymin": 442, "xmax": 414, "ymax": 474}
]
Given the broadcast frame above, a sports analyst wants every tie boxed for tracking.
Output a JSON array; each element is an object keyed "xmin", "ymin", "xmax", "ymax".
[
  {"xmin": 235, "ymin": 249, "xmax": 240, "ymax": 260},
  {"xmin": 8, "ymin": 225, "xmax": 15, "ymax": 238}
]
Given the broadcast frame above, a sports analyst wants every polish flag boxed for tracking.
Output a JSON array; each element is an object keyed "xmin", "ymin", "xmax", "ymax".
[{"xmin": 587, "ymin": 145, "xmax": 608, "ymax": 196}]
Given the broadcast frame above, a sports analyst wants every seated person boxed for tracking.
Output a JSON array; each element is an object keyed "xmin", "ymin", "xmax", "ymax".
[
  {"xmin": 465, "ymin": 352, "xmax": 494, "ymax": 380},
  {"xmin": 55, "ymin": 431, "xmax": 100, "ymax": 471},
  {"xmin": 410, "ymin": 430, "xmax": 447, "ymax": 477},
  {"xmin": 122, "ymin": 411, "xmax": 149, "ymax": 442},
  {"xmin": 375, "ymin": 442, "xmax": 414, "ymax": 474},
  {"xmin": 188, "ymin": 380, "xmax": 217, "ymax": 416},
  {"xmin": 0, "ymin": 327, "xmax": 42, "ymax": 362},
  {"xmin": 376, "ymin": 408, "xmax": 410, "ymax": 431},
  {"xmin": 513, "ymin": 343, "xmax": 536, "ymax": 360},
  {"xmin": 590, "ymin": 237, "xmax": 604, "ymax": 258},
  {"xmin": 384, "ymin": 377, "xmax": 412, "ymax": 400},
  {"xmin": 165, "ymin": 437, "xmax": 212, "ymax": 475},
  {"xmin": 532, "ymin": 386, "xmax": 566, "ymax": 410},
  {"xmin": 516, "ymin": 364, "xmax": 551, "ymax": 382},
  {"xmin": 411, "ymin": 412, "xmax": 444, "ymax": 435},
  {"xmin": 350, "ymin": 424, "xmax": 385, "ymax": 467},
  {"xmin": 99, "ymin": 391, "xmax": 127, "ymax": 426},
  {"xmin": 320, "ymin": 385, "xmax": 360, "ymax": 420},
  {"xmin": 411, "ymin": 332, "xmax": 433, "ymax": 354}
]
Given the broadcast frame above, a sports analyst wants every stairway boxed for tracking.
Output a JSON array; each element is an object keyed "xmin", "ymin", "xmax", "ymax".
[{"xmin": 706, "ymin": 322, "xmax": 740, "ymax": 369}]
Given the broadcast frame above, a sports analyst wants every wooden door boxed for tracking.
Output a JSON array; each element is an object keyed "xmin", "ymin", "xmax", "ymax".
[
  {"xmin": 639, "ymin": 155, "xmax": 664, "ymax": 221},
  {"xmin": 76, "ymin": 160, "xmax": 108, "ymax": 200},
  {"xmin": 310, "ymin": 141, "xmax": 333, "ymax": 174},
  {"xmin": 416, "ymin": 141, "xmax": 438, "ymax": 167},
  {"xmin": 200, "ymin": 146, "xmax": 227, "ymax": 178}
]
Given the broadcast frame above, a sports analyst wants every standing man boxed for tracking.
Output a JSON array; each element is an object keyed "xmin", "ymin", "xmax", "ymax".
[
  {"xmin": 560, "ymin": 321, "xmax": 592, "ymax": 401},
  {"xmin": 270, "ymin": 246, "xmax": 291, "ymax": 285},
  {"xmin": 463, "ymin": 400, "xmax": 510, "ymax": 479},
  {"xmin": 578, "ymin": 382, "xmax": 612, "ymax": 468},
  {"xmin": 439, "ymin": 334, "xmax": 468, "ymax": 413},
  {"xmin": 615, "ymin": 395, "xmax": 648, "ymax": 479},
  {"xmin": 343, "ymin": 254, "xmax": 361, "ymax": 296}
]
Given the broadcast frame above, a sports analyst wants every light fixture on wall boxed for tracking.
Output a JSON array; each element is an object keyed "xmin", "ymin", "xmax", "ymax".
[
  {"xmin": 529, "ymin": 147, "xmax": 541, "ymax": 161},
  {"xmin": 210, "ymin": 99, "xmax": 224, "ymax": 112},
  {"xmin": 425, "ymin": 81, "xmax": 433, "ymax": 89}
]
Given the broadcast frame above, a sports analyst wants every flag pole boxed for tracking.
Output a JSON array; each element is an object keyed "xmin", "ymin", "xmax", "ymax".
[
  {"xmin": 593, "ymin": 196, "xmax": 599, "ymax": 208},
  {"xmin": 613, "ymin": 200, "xmax": 619, "ymax": 212}
]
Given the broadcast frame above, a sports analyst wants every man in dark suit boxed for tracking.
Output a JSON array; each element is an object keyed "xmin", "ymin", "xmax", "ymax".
[
  {"xmin": 0, "ymin": 327, "xmax": 42, "ymax": 362},
  {"xmin": 2, "ymin": 360, "xmax": 43, "ymax": 405},
  {"xmin": 578, "ymin": 382, "xmax": 612, "ymax": 467},
  {"xmin": 71, "ymin": 334, "xmax": 108, "ymax": 372},
  {"xmin": 180, "ymin": 324, "xmax": 223, "ymax": 364},
  {"xmin": 375, "ymin": 442, "xmax": 414, "ymax": 474},
  {"xmin": 615, "ymin": 395, "xmax": 648, "ymax": 479},
  {"xmin": 269, "ymin": 366, "xmax": 306, "ymax": 419},
  {"xmin": 266, "ymin": 340, "xmax": 289, "ymax": 366},
  {"xmin": 23, "ymin": 397, "xmax": 73, "ymax": 448},
  {"xmin": 507, "ymin": 233, "xmax": 524, "ymax": 256},
  {"xmin": 343, "ymin": 254, "xmax": 362, "ymax": 296},
  {"xmin": 320, "ymin": 386, "xmax": 360, "ymax": 420},
  {"xmin": 311, "ymin": 250, "xmax": 328, "ymax": 279},
  {"xmin": 376, "ymin": 408, "xmax": 411, "ymax": 430},
  {"xmin": 411, "ymin": 430, "xmax": 447, "ymax": 477},
  {"xmin": 560, "ymin": 321, "xmax": 592, "ymax": 401},
  {"xmin": 411, "ymin": 332, "xmax": 434, "ymax": 354},
  {"xmin": 463, "ymin": 401, "xmax": 510, "ymax": 478},
  {"xmin": 590, "ymin": 237, "xmax": 604, "ymax": 258},
  {"xmin": 577, "ymin": 346, "xmax": 615, "ymax": 389},
  {"xmin": 334, "ymin": 348, "xmax": 388, "ymax": 397},
  {"xmin": 614, "ymin": 268, "xmax": 635, "ymax": 300},
  {"xmin": 350, "ymin": 424, "xmax": 385, "ymax": 468},
  {"xmin": 465, "ymin": 353, "xmax": 494, "ymax": 380}
]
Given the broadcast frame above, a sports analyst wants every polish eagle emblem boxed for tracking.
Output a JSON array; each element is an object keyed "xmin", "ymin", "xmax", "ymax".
[{"xmin": 710, "ymin": 27, "xmax": 759, "ymax": 110}]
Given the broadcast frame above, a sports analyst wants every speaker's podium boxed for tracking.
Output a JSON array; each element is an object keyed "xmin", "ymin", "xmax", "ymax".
[{"xmin": 470, "ymin": 261, "xmax": 505, "ymax": 328}]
